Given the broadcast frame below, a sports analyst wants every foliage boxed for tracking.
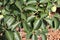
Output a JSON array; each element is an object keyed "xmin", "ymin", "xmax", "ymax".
[{"xmin": 0, "ymin": 0, "xmax": 60, "ymax": 40}]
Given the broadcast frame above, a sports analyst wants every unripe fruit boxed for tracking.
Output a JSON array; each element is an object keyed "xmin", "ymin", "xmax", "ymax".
[
  {"xmin": 0, "ymin": 15, "xmax": 4, "ymax": 20},
  {"xmin": 51, "ymin": 5, "xmax": 57, "ymax": 12}
]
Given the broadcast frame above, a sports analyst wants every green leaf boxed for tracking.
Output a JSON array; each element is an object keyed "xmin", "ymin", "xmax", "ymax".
[
  {"xmin": 26, "ymin": 32, "xmax": 32, "ymax": 39},
  {"xmin": 40, "ymin": 0, "xmax": 49, "ymax": 3},
  {"xmin": 42, "ymin": 29, "xmax": 48, "ymax": 34},
  {"xmin": 2, "ymin": 9, "xmax": 10, "ymax": 15},
  {"xmin": 23, "ymin": 0, "xmax": 26, "ymax": 2},
  {"xmin": 40, "ymin": 13, "xmax": 47, "ymax": 18},
  {"xmin": 53, "ymin": 17, "xmax": 59, "ymax": 29},
  {"xmin": 34, "ymin": 19, "xmax": 41, "ymax": 30},
  {"xmin": 58, "ymin": 25, "xmax": 60, "ymax": 29},
  {"xmin": 19, "ymin": 0, "xmax": 24, "ymax": 4},
  {"xmin": 21, "ymin": 13, "xmax": 26, "ymax": 20},
  {"xmin": 5, "ymin": 5, "xmax": 11, "ymax": 11},
  {"xmin": 35, "ymin": 30, "xmax": 41, "ymax": 35},
  {"xmin": 41, "ymin": 34, "xmax": 47, "ymax": 40},
  {"xmin": 32, "ymin": 34, "xmax": 38, "ymax": 40},
  {"xmin": 23, "ymin": 21, "xmax": 31, "ymax": 33},
  {"xmin": 4, "ymin": 16, "xmax": 11, "ymax": 23},
  {"xmin": 15, "ymin": 1, "xmax": 22, "ymax": 11},
  {"xmin": 13, "ymin": 10, "xmax": 20, "ymax": 16},
  {"xmin": 4, "ymin": 0, "xmax": 8, "ymax": 5},
  {"xmin": 11, "ymin": 22, "xmax": 20, "ymax": 30},
  {"xmin": 27, "ymin": 22, "xmax": 32, "ymax": 28},
  {"xmin": 41, "ymin": 21, "xmax": 48, "ymax": 34},
  {"xmin": 44, "ymin": 18, "xmax": 53, "ymax": 28},
  {"xmin": 27, "ymin": 22, "xmax": 33, "ymax": 32},
  {"xmin": 0, "ymin": 2, "xmax": 2, "ymax": 6},
  {"xmin": 0, "ymin": 24, "xmax": 3, "ymax": 31},
  {"xmin": 24, "ymin": 6, "xmax": 37, "ymax": 11},
  {"xmin": 26, "ymin": 0, "xmax": 37, "ymax": 5},
  {"xmin": 14, "ymin": 31, "xmax": 21, "ymax": 40},
  {"xmin": 10, "ymin": 0, "xmax": 15, "ymax": 4},
  {"xmin": 54, "ymin": 13, "xmax": 60, "ymax": 19},
  {"xmin": 5, "ymin": 30, "xmax": 14, "ymax": 40},
  {"xmin": 47, "ymin": 2, "xmax": 52, "ymax": 10},
  {"xmin": 38, "ymin": 7, "xmax": 44, "ymax": 12},
  {"xmin": 27, "ymin": 15, "xmax": 35, "ymax": 22},
  {"xmin": 57, "ymin": 0, "xmax": 60, "ymax": 7},
  {"xmin": 41, "ymin": 21, "xmax": 46, "ymax": 29},
  {"xmin": 6, "ymin": 17, "xmax": 15, "ymax": 27}
]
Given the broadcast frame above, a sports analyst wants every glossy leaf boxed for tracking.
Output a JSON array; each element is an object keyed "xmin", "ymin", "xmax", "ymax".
[
  {"xmin": 24, "ymin": 7, "xmax": 37, "ymax": 11},
  {"xmin": 40, "ymin": 0, "xmax": 49, "ymax": 3},
  {"xmin": 21, "ymin": 13, "xmax": 26, "ymax": 20},
  {"xmin": 44, "ymin": 18, "xmax": 53, "ymax": 28},
  {"xmin": 41, "ymin": 34, "xmax": 47, "ymax": 40},
  {"xmin": 15, "ymin": 1, "xmax": 22, "ymax": 11},
  {"xmin": 10, "ymin": 0, "xmax": 15, "ymax": 4},
  {"xmin": 57, "ymin": 0, "xmax": 60, "ymax": 7},
  {"xmin": 6, "ymin": 17, "xmax": 15, "ymax": 27},
  {"xmin": 32, "ymin": 34, "xmax": 38, "ymax": 40},
  {"xmin": 53, "ymin": 17, "xmax": 59, "ymax": 29},
  {"xmin": 51, "ymin": 5, "xmax": 57, "ymax": 12},
  {"xmin": 23, "ymin": 21, "xmax": 31, "ymax": 33},
  {"xmin": 0, "ymin": 2, "xmax": 2, "ymax": 6},
  {"xmin": 13, "ymin": 10, "xmax": 20, "ymax": 16},
  {"xmin": 26, "ymin": 0, "xmax": 37, "ymax": 5},
  {"xmin": 11, "ymin": 22, "xmax": 20, "ymax": 30},
  {"xmin": 27, "ymin": 22, "xmax": 32, "ymax": 28},
  {"xmin": 5, "ymin": 30, "xmax": 14, "ymax": 40},
  {"xmin": 27, "ymin": 15, "xmax": 35, "ymax": 22},
  {"xmin": 40, "ymin": 13, "xmax": 47, "ymax": 19},
  {"xmin": 41, "ymin": 21, "xmax": 46, "ymax": 29},
  {"xmin": 34, "ymin": 19, "xmax": 41, "ymax": 30},
  {"xmin": 26, "ymin": 32, "xmax": 32, "ymax": 39},
  {"xmin": 35, "ymin": 30, "xmax": 41, "ymax": 35},
  {"xmin": 4, "ymin": 16, "xmax": 11, "ymax": 23},
  {"xmin": 2, "ymin": 9, "xmax": 10, "ymax": 15},
  {"xmin": 23, "ymin": 0, "xmax": 26, "ymax": 2},
  {"xmin": 54, "ymin": 13, "xmax": 60, "ymax": 19},
  {"xmin": 4, "ymin": 0, "xmax": 8, "ymax": 5},
  {"xmin": 14, "ymin": 31, "xmax": 21, "ymax": 40}
]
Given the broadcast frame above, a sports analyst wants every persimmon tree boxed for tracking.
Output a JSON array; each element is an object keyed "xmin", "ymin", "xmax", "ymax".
[{"xmin": 0, "ymin": 0, "xmax": 60, "ymax": 40}]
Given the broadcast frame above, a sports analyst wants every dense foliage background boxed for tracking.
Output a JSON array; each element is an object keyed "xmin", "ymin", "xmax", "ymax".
[{"xmin": 0, "ymin": 0, "xmax": 60, "ymax": 40}]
